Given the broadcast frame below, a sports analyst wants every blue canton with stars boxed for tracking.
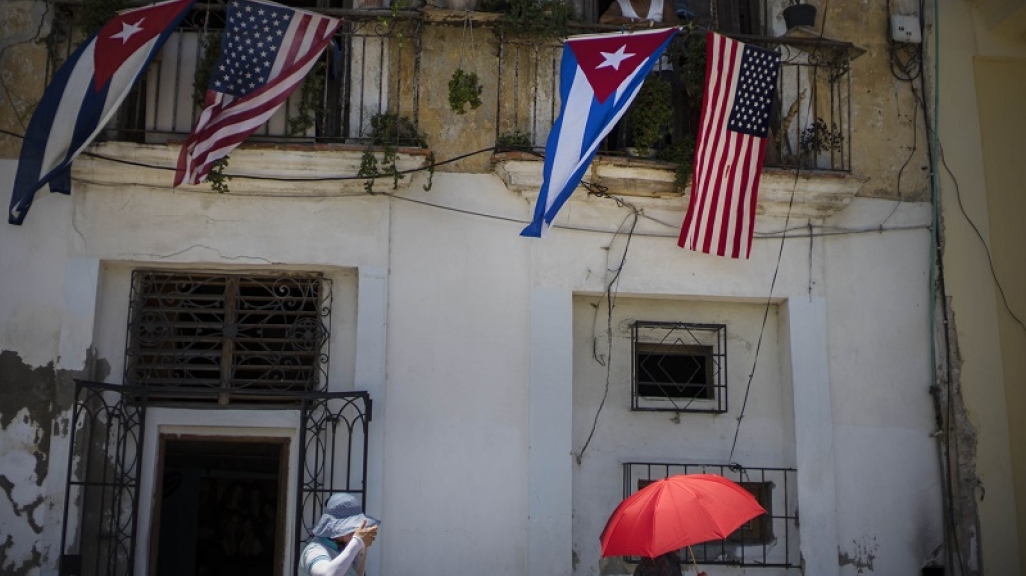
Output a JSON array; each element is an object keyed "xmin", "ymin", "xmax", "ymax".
[
  {"xmin": 726, "ymin": 44, "xmax": 780, "ymax": 138},
  {"xmin": 211, "ymin": 0, "xmax": 293, "ymax": 97}
]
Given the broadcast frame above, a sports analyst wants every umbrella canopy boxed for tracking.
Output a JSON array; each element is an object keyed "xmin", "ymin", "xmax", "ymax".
[{"xmin": 600, "ymin": 474, "xmax": 766, "ymax": 558}]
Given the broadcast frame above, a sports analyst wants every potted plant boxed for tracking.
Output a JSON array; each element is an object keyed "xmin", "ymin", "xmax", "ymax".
[
  {"xmin": 782, "ymin": 1, "xmax": 817, "ymax": 31},
  {"xmin": 627, "ymin": 76, "xmax": 673, "ymax": 157},
  {"xmin": 798, "ymin": 118, "xmax": 843, "ymax": 169}
]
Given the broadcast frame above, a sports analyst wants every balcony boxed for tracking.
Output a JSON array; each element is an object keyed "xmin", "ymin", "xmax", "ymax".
[{"xmin": 49, "ymin": 2, "xmax": 865, "ymax": 211}]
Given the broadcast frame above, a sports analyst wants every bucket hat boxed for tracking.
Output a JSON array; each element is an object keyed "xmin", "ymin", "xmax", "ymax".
[{"xmin": 311, "ymin": 493, "xmax": 379, "ymax": 539}]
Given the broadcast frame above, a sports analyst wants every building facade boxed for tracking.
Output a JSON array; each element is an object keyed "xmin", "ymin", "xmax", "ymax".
[{"xmin": 3, "ymin": 0, "xmax": 1011, "ymax": 575}]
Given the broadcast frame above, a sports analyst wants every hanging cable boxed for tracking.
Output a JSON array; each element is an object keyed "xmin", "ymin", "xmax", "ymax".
[{"xmin": 727, "ymin": 166, "xmax": 799, "ymax": 464}]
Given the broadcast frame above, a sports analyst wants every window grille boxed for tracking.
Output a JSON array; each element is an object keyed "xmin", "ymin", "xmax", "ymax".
[
  {"xmin": 623, "ymin": 462, "xmax": 799, "ymax": 568},
  {"xmin": 631, "ymin": 321, "xmax": 727, "ymax": 413},
  {"xmin": 124, "ymin": 271, "xmax": 331, "ymax": 404}
]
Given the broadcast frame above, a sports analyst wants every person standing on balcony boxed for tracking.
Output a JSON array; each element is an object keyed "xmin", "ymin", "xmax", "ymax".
[
  {"xmin": 299, "ymin": 493, "xmax": 380, "ymax": 576},
  {"xmin": 599, "ymin": 0, "xmax": 680, "ymax": 28}
]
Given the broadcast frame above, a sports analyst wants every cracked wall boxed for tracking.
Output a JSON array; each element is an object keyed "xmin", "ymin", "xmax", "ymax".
[
  {"xmin": 0, "ymin": 351, "xmax": 110, "ymax": 576},
  {"xmin": 0, "ymin": 1, "xmax": 51, "ymax": 159}
]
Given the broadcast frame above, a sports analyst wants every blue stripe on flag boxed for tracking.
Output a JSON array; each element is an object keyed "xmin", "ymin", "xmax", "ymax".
[{"xmin": 521, "ymin": 31, "xmax": 675, "ymax": 237}]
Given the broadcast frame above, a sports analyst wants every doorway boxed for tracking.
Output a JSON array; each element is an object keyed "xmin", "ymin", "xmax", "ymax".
[{"xmin": 151, "ymin": 436, "xmax": 289, "ymax": 576}]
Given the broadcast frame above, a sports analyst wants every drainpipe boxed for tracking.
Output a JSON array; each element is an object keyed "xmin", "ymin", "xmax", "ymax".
[{"xmin": 925, "ymin": 0, "xmax": 960, "ymax": 573}]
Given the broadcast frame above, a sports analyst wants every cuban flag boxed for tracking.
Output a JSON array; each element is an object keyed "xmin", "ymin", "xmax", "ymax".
[
  {"xmin": 521, "ymin": 27, "xmax": 678, "ymax": 237},
  {"xmin": 8, "ymin": 0, "xmax": 196, "ymax": 225}
]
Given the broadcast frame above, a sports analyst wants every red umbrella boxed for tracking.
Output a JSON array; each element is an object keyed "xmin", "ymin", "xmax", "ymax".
[{"xmin": 600, "ymin": 474, "xmax": 766, "ymax": 558}]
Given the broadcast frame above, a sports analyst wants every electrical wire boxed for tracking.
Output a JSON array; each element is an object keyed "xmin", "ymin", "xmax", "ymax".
[
  {"xmin": 576, "ymin": 203, "xmax": 639, "ymax": 464},
  {"xmin": 727, "ymin": 166, "xmax": 800, "ymax": 464},
  {"xmin": 1, "ymin": 127, "xmax": 931, "ymax": 239}
]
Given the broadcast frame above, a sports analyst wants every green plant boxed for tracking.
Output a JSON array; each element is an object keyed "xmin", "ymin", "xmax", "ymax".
[
  {"xmin": 207, "ymin": 156, "xmax": 232, "ymax": 194},
  {"xmin": 487, "ymin": 0, "xmax": 577, "ymax": 40},
  {"xmin": 667, "ymin": 29, "xmax": 706, "ymax": 102},
  {"xmin": 657, "ymin": 133, "xmax": 696, "ymax": 189},
  {"xmin": 448, "ymin": 69, "xmax": 483, "ymax": 115},
  {"xmin": 799, "ymin": 118, "xmax": 844, "ymax": 167},
  {"xmin": 628, "ymin": 75, "xmax": 673, "ymax": 156},
  {"xmin": 289, "ymin": 61, "xmax": 326, "ymax": 136},
  {"xmin": 369, "ymin": 113, "xmax": 426, "ymax": 147},
  {"xmin": 497, "ymin": 129, "xmax": 533, "ymax": 151},
  {"xmin": 360, "ymin": 113, "xmax": 426, "ymax": 193},
  {"xmin": 78, "ymin": 0, "xmax": 130, "ymax": 35}
]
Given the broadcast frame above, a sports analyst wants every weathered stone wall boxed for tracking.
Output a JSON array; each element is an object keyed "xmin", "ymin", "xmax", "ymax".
[{"xmin": 0, "ymin": 1, "xmax": 52, "ymax": 159}]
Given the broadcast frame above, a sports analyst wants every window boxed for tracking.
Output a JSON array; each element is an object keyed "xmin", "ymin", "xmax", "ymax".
[
  {"xmin": 632, "ymin": 321, "xmax": 726, "ymax": 413},
  {"xmin": 623, "ymin": 462, "xmax": 799, "ymax": 568},
  {"xmin": 726, "ymin": 481, "xmax": 774, "ymax": 544},
  {"xmin": 124, "ymin": 271, "xmax": 331, "ymax": 403}
]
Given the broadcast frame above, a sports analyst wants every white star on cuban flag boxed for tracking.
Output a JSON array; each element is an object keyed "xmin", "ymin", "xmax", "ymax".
[
  {"xmin": 522, "ymin": 27, "xmax": 678, "ymax": 237},
  {"xmin": 8, "ymin": 0, "xmax": 196, "ymax": 225}
]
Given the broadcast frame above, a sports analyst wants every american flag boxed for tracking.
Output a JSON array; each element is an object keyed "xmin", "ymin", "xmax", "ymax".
[
  {"xmin": 174, "ymin": 0, "xmax": 341, "ymax": 186},
  {"xmin": 678, "ymin": 33, "xmax": 780, "ymax": 259}
]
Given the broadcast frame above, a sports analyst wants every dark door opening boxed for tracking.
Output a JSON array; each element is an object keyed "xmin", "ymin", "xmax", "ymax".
[{"xmin": 152, "ymin": 437, "xmax": 289, "ymax": 576}]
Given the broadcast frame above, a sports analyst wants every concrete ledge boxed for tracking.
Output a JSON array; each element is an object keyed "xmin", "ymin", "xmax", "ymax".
[
  {"xmin": 493, "ymin": 154, "xmax": 867, "ymax": 218},
  {"xmin": 74, "ymin": 141, "xmax": 431, "ymax": 196}
]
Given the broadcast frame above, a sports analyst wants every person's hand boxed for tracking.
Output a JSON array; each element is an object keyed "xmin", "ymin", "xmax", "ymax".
[{"xmin": 354, "ymin": 520, "xmax": 378, "ymax": 548}]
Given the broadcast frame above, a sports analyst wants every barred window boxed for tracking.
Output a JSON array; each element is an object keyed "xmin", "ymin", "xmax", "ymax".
[
  {"xmin": 625, "ymin": 463, "xmax": 798, "ymax": 568},
  {"xmin": 125, "ymin": 271, "xmax": 331, "ymax": 403},
  {"xmin": 632, "ymin": 321, "xmax": 726, "ymax": 413}
]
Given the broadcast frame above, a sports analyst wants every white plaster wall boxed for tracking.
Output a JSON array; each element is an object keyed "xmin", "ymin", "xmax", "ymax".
[
  {"xmin": 823, "ymin": 198, "xmax": 944, "ymax": 574},
  {"xmin": 0, "ymin": 159, "xmax": 72, "ymax": 366},
  {"xmin": 0, "ymin": 159, "xmax": 75, "ymax": 576},
  {"xmin": 2, "ymin": 152, "xmax": 945, "ymax": 576},
  {"xmin": 382, "ymin": 173, "xmax": 533, "ymax": 575},
  {"xmin": 570, "ymin": 296, "xmax": 794, "ymax": 576}
]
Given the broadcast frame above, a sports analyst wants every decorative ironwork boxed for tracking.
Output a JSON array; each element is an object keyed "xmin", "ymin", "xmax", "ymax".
[
  {"xmin": 124, "ymin": 271, "xmax": 332, "ymax": 404},
  {"xmin": 59, "ymin": 383, "xmax": 372, "ymax": 576},
  {"xmin": 47, "ymin": 3, "xmax": 422, "ymax": 144},
  {"xmin": 494, "ymin": 31, "xmax": 855, "ymax": 172},
  {"xmin": 631, "ymin": 321, "xmax": 727, "ymax": 413},
  {"xmin": 295, "ymin": 391, "xmax": 372, "ymax": 563},
  {"xmin": 60, "ymin": 381, "xmax": 146, "ymax": 576},
  {"xmin": 623, "ymin": 462, "xmax": 799, "ymax": 568}
]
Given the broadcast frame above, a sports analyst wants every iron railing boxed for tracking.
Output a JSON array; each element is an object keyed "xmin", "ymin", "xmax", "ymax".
[
  {"xmin": 623, "ymin": 462, "xmax": 800, "ymax": 569},
  {"xmin": 46, "ymin": 4, "xmax": 853, "ymax": 170},
  {"xmin": 495, "ymin": 30, "xmax": 855, "ymax": 171},
  {"xmin": 59, "ymin": 381, "xmax": 372, "ymax": 576},
  {"xmin": 46, "ymin": 3, "xmax": 423, "ymax": 146},
  {"xmin": 123, "ymin": 270, "xmax": 332, "ymax": 404},
  {"xmin": 631, "ymin": 321, "xmax": 728, "ymax": 413}
]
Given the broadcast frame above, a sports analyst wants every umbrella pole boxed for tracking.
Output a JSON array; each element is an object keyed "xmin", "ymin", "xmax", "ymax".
[{"xmin": 687, "ymin": 546, "xmax": 700, "ymax": 574}]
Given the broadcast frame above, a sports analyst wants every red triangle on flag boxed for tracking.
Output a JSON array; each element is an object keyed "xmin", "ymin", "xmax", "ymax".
[
  {"xmin": 92, "ymin": 0, "xmax": 194, "ymax": 91},
  {"xmin": 568, "ymin": 28, "xmax": 677, "ymax": 104}
]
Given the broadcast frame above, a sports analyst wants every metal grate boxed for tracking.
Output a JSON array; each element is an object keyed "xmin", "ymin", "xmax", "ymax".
[
  {"xmin": 59, "ymin": 381, "xmax": 372, "ymax": 576},
  {"xmin": 124, "ymin": 271, "xmax": 331, "ymax": 404},
  {"xmin": 631, "ymin": 321, "xmax": 727, "ymax": 413},
  {"xmin": 45, "ymin": 3, "xmax": 422, "ymax": 145},
  {"xmin": 623, "ymin": 462, "xmax": 800, "ymax": 568}
]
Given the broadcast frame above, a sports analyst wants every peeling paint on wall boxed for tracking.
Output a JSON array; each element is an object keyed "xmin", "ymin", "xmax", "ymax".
[
  {"xmin": 0, "ymin": 349, "xmax": 110, "ymax": 576},
  {"xmin": 839, "ymin": 536, "xmax": 878, "ymax": 573}
]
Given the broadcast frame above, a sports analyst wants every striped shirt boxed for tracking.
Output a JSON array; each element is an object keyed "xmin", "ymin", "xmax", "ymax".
[{"xmin": 299, "ymin": 536, "xmax": 364, "ymax": 576}]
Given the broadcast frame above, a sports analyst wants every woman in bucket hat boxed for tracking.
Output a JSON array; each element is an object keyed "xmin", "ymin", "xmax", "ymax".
[{"xmin": 299, "ymin": 493, "xmax": 380, "ymax": 576}]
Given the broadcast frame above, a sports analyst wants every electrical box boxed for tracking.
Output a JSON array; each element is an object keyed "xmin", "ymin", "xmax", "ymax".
[{"xmin": 890, "ymin": 14, "xmax": 922, "ymax": 44}]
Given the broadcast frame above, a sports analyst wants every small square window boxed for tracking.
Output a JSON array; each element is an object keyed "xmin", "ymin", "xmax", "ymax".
[{"xmin": 631, "ymin": 322, "xmax": 726, "ymax": 413}]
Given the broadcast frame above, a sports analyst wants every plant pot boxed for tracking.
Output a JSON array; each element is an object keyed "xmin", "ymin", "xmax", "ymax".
[
  {"xmin": 783, "ymin": 4, "xmax": 817, "ymax": 30},
  {"xmin": 446, "ymin": 0, "xmax": 478, "ymax": 10}
]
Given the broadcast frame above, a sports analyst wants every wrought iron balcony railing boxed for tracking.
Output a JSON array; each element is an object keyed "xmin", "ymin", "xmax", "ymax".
[
  {"xmin": 46, "ymin": 4, "xmax": 854, "ymax": 171},
  {"xmin": 496, "ymin": 30, "xmax": 856, "ymax": 172},
  {"xmin": 47, "ymin": 3, "xmax": 424, "ymax": 147}
]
